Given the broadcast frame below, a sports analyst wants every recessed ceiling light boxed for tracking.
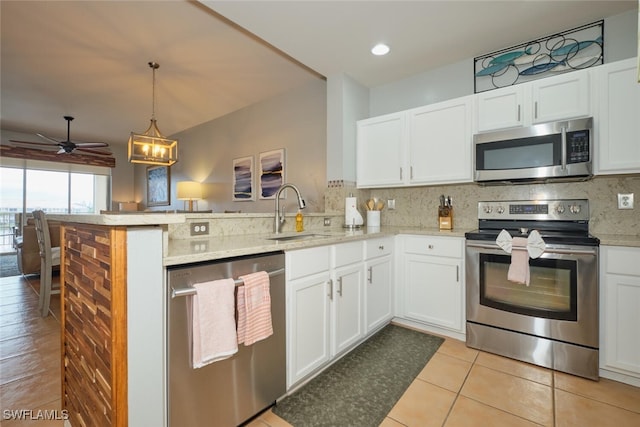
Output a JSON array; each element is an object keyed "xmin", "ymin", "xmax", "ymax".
[{"xmin": 371, "ymin": 43, "xmax": 390, "ymax": 56}]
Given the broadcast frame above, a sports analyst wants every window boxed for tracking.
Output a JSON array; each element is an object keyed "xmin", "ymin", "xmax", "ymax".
[{"xmin": 0, "ymin": 162, "xmax": 111, "ymax": 251}]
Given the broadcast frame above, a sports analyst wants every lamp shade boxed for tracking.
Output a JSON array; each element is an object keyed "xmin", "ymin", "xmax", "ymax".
[{"xmin": 177, "ymin": 181, "xmax": 202, "ymax": 200}]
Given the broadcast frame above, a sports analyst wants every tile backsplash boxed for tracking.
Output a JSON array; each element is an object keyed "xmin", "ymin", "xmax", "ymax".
[{"xmin": 325, "ymin": 175, "xmax": 640, "ymax": 236}]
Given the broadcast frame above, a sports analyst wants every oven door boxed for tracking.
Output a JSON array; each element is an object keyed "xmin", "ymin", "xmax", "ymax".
[{"xmin": 465, "ymin": 240, "xmax": 598, "ymax": 348}]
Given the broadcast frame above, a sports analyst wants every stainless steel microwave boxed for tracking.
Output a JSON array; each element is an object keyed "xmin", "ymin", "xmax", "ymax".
[{"xmin": 473, "ymin": 117, "xmax": 593, "ymax": 184}]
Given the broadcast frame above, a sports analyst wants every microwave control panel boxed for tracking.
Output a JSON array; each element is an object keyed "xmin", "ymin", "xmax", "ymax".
[{"xmin": 566, "ymin": 129, "xmax": 590, "ymax": 163}]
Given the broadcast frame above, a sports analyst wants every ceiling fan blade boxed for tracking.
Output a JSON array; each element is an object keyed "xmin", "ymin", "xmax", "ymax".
[
  {"xmin": 10, "ymin": 139, "xmax": 57, "ymax": 147},
  {"xmin": 76, "ymin": 147, "xmax": 113, "ymax": 156},
  {"xmin": 36, "ymin": 133, "xmax": 62, "ymax": 144},
  {"xmin": 75, "ymin": 142, "xmax": 109, "ymax": 149}
]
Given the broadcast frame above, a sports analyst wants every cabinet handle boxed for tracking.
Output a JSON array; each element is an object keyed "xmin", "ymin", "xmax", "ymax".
[
  {"xmin": 456, "ymin": 265, "xmax": 459, "ymax": 282},
  {"xmin": 328, "ymin": 279, "xmax": 333, "ymax": 300},
  {"xmin": 378, "ymin": 245, "xmax": 384, "ymax": 250},
  {"xmin": 428, "ymin": 244, "xmax": 434, "ymax": 249},
  {"xmin": 534, "ymin": 101, "xmax": 538, "ymax": 119},
  {"xmin": 367, "ymin": 266, "xmax": 373, "ymax": 283},
  {"xmin": 517, "ymin": 104, "xmax": 521, "ymax": 121},
  {"xmin": 400, "ymin": 167, "xmax": 403, "ymax": 180},
  {"xmin": 410, "ymin": 166, "xmax": 414, "ymax": 180},
  {"xmin": 337, "ymin": 277, "xmax": 343, "ymax": 297}
]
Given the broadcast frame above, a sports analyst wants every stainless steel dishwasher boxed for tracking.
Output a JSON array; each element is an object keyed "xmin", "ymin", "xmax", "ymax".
[{"xmin": 167, "ymin": 251, "xmax": 286, "ymax": 426}]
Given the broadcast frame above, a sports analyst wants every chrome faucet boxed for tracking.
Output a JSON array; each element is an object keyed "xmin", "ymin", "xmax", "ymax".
[{"xmin": 273, "ymin": 183, "xmax": 306, "ymax": 234}]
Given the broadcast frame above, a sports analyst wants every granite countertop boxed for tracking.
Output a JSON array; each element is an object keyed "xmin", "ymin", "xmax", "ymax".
[
  {"xmin": 47, "ymin": 212, "xmax": 186, "ymax": 226},
  {"xmin": 594, "ymin": 233, "xmax": 640, "ymax": 248},
  {"xmin": 164, "ymin": 226, "xmax": 469, "ymax": 266}
]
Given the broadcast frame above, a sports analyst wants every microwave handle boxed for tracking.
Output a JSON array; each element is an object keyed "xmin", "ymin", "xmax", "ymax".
[{"xmin": 561, "ymin": 126, "xmax": 567, "ymax": 171}]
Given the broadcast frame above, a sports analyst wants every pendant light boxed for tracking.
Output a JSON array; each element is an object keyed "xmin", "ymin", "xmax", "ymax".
[{"xmin": 128, "ymin": 61, "xmax": 178, "ymax": 166}]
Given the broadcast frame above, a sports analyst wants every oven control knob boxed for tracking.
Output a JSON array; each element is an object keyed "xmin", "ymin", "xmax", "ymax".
[
  {"xmin": 555, "ymin": 205, "xmax": 565, "ymax": 214},
  {"xmin": 570, "ymin": 204, "xmax": 581, "ymax": 214},
  {"xmin": 483, "ymin": 206, "xmax": 493, "ymax": 214},
  {"xmin": 496, "ymin": 206, "xmax": 505, "ymax": 214}
]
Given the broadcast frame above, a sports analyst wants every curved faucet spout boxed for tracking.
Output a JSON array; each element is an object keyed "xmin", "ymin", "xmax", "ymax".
[{"xmin": 274, "ymin": 183, "xmax": 306, "ymax": 234}]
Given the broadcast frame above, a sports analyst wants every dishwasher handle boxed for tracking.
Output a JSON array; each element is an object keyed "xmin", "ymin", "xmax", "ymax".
[{"xmin": 171, "ymin": 267, "xmax": 285, "ymax": 299}]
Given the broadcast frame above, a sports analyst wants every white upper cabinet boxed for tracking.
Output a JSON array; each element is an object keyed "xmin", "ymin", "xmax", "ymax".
[
  {"xmin": 408, "ymin": 96, "xmax": 473, "ymax": 185},
  {"xmin": 356, "ymin": 112, "xmax": 406, "ymax": 188},
  {"xmin": 476, "ymin": 68, "xmax": 591, "ymax": 132},
  {"xmin": 356, "ymin": 97, "xmax": 473, "ymax": 188},
  {"xmin": 595, "ymin": 57, "xmax": 640, "ymax": 175}
]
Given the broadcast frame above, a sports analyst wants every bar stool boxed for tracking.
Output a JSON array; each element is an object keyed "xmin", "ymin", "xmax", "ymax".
[{"xmin": 32, "ymin": 210, "xmax": 61, "ymax": 317}]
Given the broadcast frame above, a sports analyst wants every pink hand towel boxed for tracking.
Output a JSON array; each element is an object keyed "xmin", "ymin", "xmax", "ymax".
[
  {"xmin": 508, "ymin": 237, "xmax": 530, "ymax": 285},
  {"xmin": 237, "ymin": 271, "xmax": 273, "ymax": 346},
  {"xmin": 189, "ymin": 278, "xmax": 238, "ymax": 368}
]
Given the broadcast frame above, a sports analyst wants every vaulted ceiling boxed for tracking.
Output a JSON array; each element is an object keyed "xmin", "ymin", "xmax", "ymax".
[{"xmin": 1, "ymin": 1, "xmax": 636, "ymax": 148}]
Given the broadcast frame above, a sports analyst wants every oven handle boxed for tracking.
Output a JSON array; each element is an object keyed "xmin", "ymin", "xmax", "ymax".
[{"xmin": 466, "ymin": 242, "xmax": 597, "ymax": 256}]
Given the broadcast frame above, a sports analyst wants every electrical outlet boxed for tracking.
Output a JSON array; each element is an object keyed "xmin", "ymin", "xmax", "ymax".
[
  {"xmin": 190, "ymin": 222, "xmax": 209, "ymax": 236},
  {"xmin": 617, "ymin": 193, "xmax": 634, "ymax": 209},
  {"xmin": 387, "ymin": 199, "xmax": 396, "ymax": 210},
  {"xmin": 324, "ymin": 217, "xmax": 331, "ymax": 226}
]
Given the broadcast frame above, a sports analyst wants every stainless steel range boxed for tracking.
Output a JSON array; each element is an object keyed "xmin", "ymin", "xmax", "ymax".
[{"xmin": 465, "ymin": 199, "xmax": 600, "ymax": 380}]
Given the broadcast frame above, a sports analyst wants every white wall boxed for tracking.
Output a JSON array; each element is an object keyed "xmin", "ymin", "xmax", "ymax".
[{"xmin": 137, "ymin": 78, "xmax": 327, "ymax": 213}]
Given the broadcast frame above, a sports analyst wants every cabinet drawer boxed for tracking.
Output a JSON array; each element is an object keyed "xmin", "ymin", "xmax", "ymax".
[
  {"xmin": 287, "ymin": 246, "xmax": 330, "ymax": 280},
  {"xmin": 333, "ymin": 241, "xmax": 364, "ymax": 268},
  {"xmin": 365, "ymin": 237, "xmax": 393, "ymax": 259},
  {"xmin": 604, "ymin": 246, "xmax": 640, "ymax": 276},
  {"xmin": 403, "ymin": 235, "xmax": 462, "ymax": 258}
]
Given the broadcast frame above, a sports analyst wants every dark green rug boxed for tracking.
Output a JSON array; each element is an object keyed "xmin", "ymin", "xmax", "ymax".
[
  {"xmin": 273, "ymin": 324, "xmax": 444, "ymax": 427},
  {"xmin": 0, "ymin": 253, "xmax": 20, "ymax": 278}
]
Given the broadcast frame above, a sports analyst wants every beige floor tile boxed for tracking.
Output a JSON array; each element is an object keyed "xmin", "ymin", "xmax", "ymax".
[
  {"xmin": 445, "ymin": 395, "xmax": 541, "ymax": 427},
  {"xmin": 0, "ymin": 342, "xmax": 61, "ymax": 385},
  {"xmin": 257, "ymin": 409, "xmax": 294, "ymax": 427},
  {"xmin": 461, "ymin": 364, "xmax": 552, "ymax": 426},
  {"xmin": 0, "ymin": 314, "xmax": 60, "ymax": 341},
  {"xmin": 0, "ymin": 370, "xmax": 61, "ymax": 412},
  {"xmin": 555, "ymin": 388, "xmax": 640, "ymax": 427},
  {"xmin": 379, "ymin": 416, "xmax": 406, "ymax": 427},
  {"xmin": 387, "ymin": 379, "xmax": 457, "ymax": 427},
  {"xmin": 554, "ymin": 372, "xmax": 640, "ymax": 414},
  {"xmin": 475, "ymin": 351, "xmax": 552, "ymax": 386},
  {"xmin": 417, "ymin": 352, "xmax": 472, "ymax": 393},
  {"xmin": 0, "ymin": 330, "xmax": 59, "ymax": 360},
  {"xmin": 437, "ymin": 338, "xmax": 479, "ymax": 363}
]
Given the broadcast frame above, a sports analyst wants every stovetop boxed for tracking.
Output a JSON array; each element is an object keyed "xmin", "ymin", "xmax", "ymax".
[{"xmin": 466, "ymin": 199, "xmax": 599, "ymax": 246}]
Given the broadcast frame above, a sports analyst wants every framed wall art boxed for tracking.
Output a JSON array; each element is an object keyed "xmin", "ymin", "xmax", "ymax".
[
  {"xmin": 474, "ymin": 20, "xmax": 603, "ymax": 93},
  {"xmin": 259, "ymin": 148, "xmax": 285, "ymax": 199},
  {"xmin": 147, "ymin": 165, "xmax": 170, "ymax": 207},
  {"xmin": 232, "ymin": 155, "xmax": 255, "ymax": 201}
]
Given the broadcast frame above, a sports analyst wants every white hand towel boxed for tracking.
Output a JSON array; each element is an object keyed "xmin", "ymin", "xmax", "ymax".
[
  {"xmin": 237, "ymin": 271, "xmax": 273, "ymax": 346},
  {"xmin": 189, "ymin": 278, "xmax": 238, "ymax": 369},
  {"xmin": 507, "ymin": 237, "xmax": 530, "ymax": 285},
  {"xmin": 527, "ymin": 230, "xmax": 546, "ymax": 259},
  {"xmin": 496, "ymin": 229, "xmax": 513, "ymax": 253}
]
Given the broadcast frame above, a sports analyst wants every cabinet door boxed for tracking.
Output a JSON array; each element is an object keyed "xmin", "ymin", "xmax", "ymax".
[
  {"xmin": 596, "ymin": 58, "xmax": 640, "ymax": 174},
  {"xmin": 404, "ymin": 253, "xmax": 463, "ymax": 332},
  {"xmin": 531, "ymin": 70, "xmax": 590, "ymax": 124},
  {"xmin": 408, "ymin": 96, "xmax": 473, "ymax": 184},
  {"xmin": 333, "ymin": 264, "xmax": 364, "ymax": 355},
  {"xmin": 476, "ymin": 85, "xmax": 525, "ymax": 131},
  {"xmin": 287, "ymin": 272, "xmax": 331, "ymax": 387},
  {"xmin": 356, "ymin": 112, "xmax": 406, "ymax": 188},
  {"xmin": 365, "ymin": 256, "xmax": 393, "ymax": 333}
]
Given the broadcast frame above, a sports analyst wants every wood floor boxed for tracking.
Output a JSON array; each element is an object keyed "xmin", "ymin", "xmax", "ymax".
[{"xmin": 1, "ymin": 274, "xmax": 639, "ymax": 426}]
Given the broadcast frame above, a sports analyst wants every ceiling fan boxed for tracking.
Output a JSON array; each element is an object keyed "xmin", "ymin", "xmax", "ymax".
[{"xmin": 10, "ymin": 116, "xmax": 111, "ymax": 156}]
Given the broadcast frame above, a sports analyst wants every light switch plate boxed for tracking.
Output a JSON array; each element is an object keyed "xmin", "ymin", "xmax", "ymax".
[{"xmin": 617, "ymin": 193, "xmax": 634, "ymax": 209}]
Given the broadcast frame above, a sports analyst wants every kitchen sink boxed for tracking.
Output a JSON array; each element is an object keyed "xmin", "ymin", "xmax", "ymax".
[{"xmin": 265, "ymin": 232, "xmax": 333, "ymax": 242}]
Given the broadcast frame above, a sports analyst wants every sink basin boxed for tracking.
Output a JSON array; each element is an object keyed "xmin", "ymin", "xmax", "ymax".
[{"xmin": 265, "ymin": 233, "xmax": 332, "ymax": 242}]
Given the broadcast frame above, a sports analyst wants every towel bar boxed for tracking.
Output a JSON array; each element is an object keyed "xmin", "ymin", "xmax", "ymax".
[{"xmin": 170, "ymin": 267, "xmax": 285, "ymax": 299}]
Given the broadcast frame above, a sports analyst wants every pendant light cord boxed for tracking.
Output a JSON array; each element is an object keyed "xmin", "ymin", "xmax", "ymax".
[{"xmin": 149, "ymin": 61, "xmax": 159, "ymax": 121}]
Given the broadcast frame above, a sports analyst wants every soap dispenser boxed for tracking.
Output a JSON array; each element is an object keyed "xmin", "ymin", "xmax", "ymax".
[{"xmin": 295, "ymin": 210, "xmax": 304, "ymax": 232}]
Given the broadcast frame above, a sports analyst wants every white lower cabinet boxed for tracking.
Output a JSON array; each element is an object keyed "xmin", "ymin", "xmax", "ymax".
[
  {"xmin": 364, "ymin": 237, "xmax": 394, "ymax": 332},
  {"xmin": 286, "ymin": 246, "xmax": 332, "ymax": 388},
  {"xmin": 286, "ymin": 241, "xmax": 367, "ymax": 388},
  {"xmin": 398, "ymin": 235, "xmax": 465, "ymax": 337},
  {"xmin": 600, "ymin": 245, "xmax": 640, "ymax": 386}
]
